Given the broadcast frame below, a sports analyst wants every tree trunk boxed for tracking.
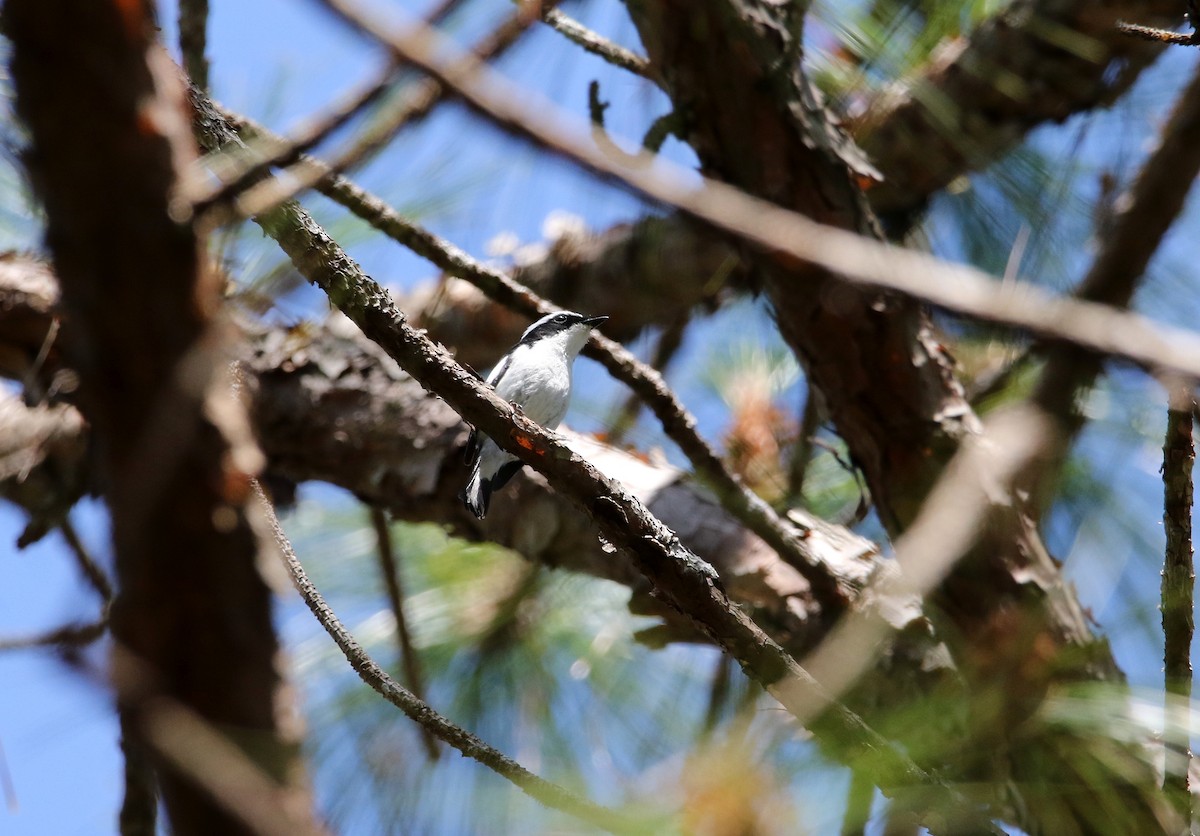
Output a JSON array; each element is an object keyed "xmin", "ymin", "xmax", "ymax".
[{"xmin": 2, "ymin": 1, "xmax": 314, "ymax": 832}]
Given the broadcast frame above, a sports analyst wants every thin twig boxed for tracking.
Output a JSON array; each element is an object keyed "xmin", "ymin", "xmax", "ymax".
[
  {"xmin": 369, "ymin": 506, "xmax": 439, "ymax": 760},
  {"xmin": 118, "ymin": 711, "xmax": 157, "ymax": 836},
  {"xmin": 0, "ymin": 518, "xmax": 112, "ymax": 652},
  {"xmin": 178, "ymin": 0, "xmax": 210, "ymax": 91},
  {"xmin": 607, "ymin": 312, "xmax": 688, "ymax": 444},
  {"xmin": 1116, "ymin": 21, "xmax": 1200, "ymax": 46},
  {"xmin": 253, "ymin": 482, "xmax": 632, "ymax": 833},
  {"xmin": 540, "ymin": 8, "xmax": 651, "ymax": 77},
  {"xmin": 60, "ymin": 518, "xmax": 114, "ymax": 602},
  {"xmin": 1161, "ymin": 387, "xmax": 1195, "ymax": 819},
  {"xmin": 840, "ymin": 767, "xmax": 874, "ymax": 836},
  {"xmin": 785, "ymin": 390, "xmax": 821, "ymax": 503},
  {"xmin": 313, "ymin": 0, "xmax": 1200, "ymax": 382},
  {"xmin": 0, "ymin": 619, "xmax": 107, "ymax": 652},
  {"xmin": 196, "ymin": 62, "xmax": 401, "ymax": 212}
]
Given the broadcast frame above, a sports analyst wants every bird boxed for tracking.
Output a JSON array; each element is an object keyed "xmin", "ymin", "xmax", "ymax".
[{"xmin": 461, "ymin": 310, "xmax": 608, "ymax": 519}]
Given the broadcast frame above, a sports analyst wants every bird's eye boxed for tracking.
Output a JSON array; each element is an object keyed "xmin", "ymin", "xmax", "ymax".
[{"xmin": 555, "ymin": 314, "xmax": 567, "ymax": 322}]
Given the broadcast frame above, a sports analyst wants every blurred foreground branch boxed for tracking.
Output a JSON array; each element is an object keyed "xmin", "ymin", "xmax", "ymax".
[{"xmin": 1162, "ymin": 390, "xmax": 1195, "ymax": 819}]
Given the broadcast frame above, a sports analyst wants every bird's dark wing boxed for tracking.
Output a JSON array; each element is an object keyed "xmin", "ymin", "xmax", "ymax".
[
  {"xmin": 463, "ymin": 427, "xmax": 480, "ymax": 466},
  {"xmin": 464, "ymin": 351, "xmax": 516, "ymax": 466},
  {"xmin": 489, "ymin": 460, "xmax": 524, "ymax": 493}
]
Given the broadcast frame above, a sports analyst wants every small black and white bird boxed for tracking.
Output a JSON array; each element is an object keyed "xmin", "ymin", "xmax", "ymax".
[{"xmin": 461, "ymin": 310, "xmax": 607, "ymax": 519}]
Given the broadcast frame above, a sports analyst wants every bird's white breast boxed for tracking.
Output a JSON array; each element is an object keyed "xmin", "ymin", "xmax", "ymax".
[{"xmin": 495, "ymin": 341, "xmax": 573, "ymax": 429}]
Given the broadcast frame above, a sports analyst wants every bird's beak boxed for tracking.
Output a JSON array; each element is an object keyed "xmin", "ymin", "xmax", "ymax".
[{"xmin": 583, "ymin": 315, "xmax": 608, "ymax": 329}]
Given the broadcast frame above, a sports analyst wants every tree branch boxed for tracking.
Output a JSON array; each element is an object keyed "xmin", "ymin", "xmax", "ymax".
[
  {"xmin": 387, "ymin": 0, "xmax": 1188, "ymax": 341},
  {"xmin": 254, "ymin": 482, "xmax": 631, "ymax": 833},
  {"xmin": 196, "ymin": 61, "xmax": 400, "ymax": 213},
  {"xmin": 1029, "ymin": 54, "xmax": 1200, "ymax": 513},
  {"xmin": 1162, "ymin": 389, "xmax": 1195, "ymax": 820},
  {"xmin": 178, "ymin": 0, "xmax": 210, "ymax": 91},
  {"xmin": 539, "ymin": 8, "xmax": 651, "ymax": 77},
  {"xmin": 858, "ymin": 0, "xmax": 1183, "ymax": 217},
  {"xmin": 310, "ymin": 0, "xmax": 1200, "ymax": 378},
  {"xmin": 369, "ymin": 507, "xmax": 439, "ymax": 760}
]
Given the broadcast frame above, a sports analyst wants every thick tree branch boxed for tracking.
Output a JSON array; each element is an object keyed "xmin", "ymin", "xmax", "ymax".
[{"xmin": 0, "ymin": 283, "xmax": 884, "ymax": 658}]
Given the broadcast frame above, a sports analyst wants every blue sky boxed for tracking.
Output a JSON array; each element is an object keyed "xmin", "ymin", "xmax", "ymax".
[{"xmin": 3, "ymin": 1, "xmax": 1200, "ymax": 833}]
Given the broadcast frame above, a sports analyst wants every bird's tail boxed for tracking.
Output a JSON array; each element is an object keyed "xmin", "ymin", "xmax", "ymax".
[{"xmin": 461, "ymin": 465, "xmax": 490, "ymax": 519}]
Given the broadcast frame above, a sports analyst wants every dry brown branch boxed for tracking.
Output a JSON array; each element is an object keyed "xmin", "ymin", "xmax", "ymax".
[{"xmin": 1117, "ymin": 20, "xmax": 1199, "ymax": 46}]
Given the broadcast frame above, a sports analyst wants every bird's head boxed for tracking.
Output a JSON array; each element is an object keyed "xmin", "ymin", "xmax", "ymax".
[{"xmin": 518, "ymin": 310, "xmax": 607, "ymax": 358}]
